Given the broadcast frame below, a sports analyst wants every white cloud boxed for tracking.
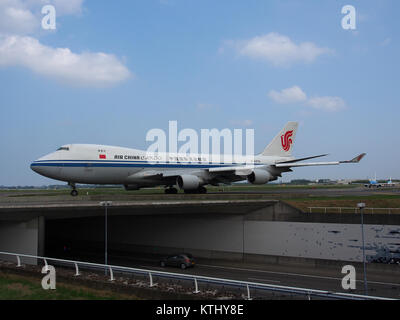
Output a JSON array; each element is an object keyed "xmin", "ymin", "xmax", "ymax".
[
  {"xmin": 306, "ymin": 96, "xmax": 346, "ymax": 112},
  {"xmin": 380, "ymin": 38, "xmax": 391, "ymax": 47},
  {"xmin": 51, "ymin": 0, "xmax": 84, "ymax": 15},
  {"xmin": 268, "ymin": 86, "xmax": 346, "ymax": 112},
  {"xmin": 0, "ymin": 0, "xmax": 39, "ymax": 35},
  {"xmin": 24, "ymin": 0, "xmax": 84, "ymax": 16},
  {"xmin": 0, "ymin": 35, "xmax": 132, "ymax": 86},
  {"xmin": 0, "ymin": 0, "xmax": 84, "ymax": 36},
  {"xmin": 0, "ymin": 0, "xmax": 132, "ymax": 87},
  {"xmin": 225, "ymin": 33, "xmax": 332, "ymax": 67},
  {"xmin": 268, "ymin": 86, "xmax": 307, "ymax": 104}
]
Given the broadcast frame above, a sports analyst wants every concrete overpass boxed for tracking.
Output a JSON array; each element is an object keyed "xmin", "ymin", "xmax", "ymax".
[
  {"xmin": 1, "ymin": 195, "xmax": 399, "ymax": 266},
  {"xmin": 0, "ymin": 199, "xmax": 301, "ymax": 262}
]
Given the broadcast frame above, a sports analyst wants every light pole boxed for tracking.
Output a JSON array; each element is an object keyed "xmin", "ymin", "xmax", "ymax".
[
  {"xmin": 100, "ymin": 201, "xmax": 112, "ymax": 274},
  {"xmin": 357, "ymin": 202, "xmax": 368, "ymax": 295}
]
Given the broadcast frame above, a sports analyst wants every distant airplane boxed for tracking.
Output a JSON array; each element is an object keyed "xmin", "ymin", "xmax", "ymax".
[
  {"xmin": 382, "ymin": 177, "xmax": 396, "ymax": 187},
  {"xmin": 365, "ymin": 173, "xmax": 382, "ymax": 188},
  {"xmin": 31, "ymin": 122, "xmax": 366, "ymax": 196}
]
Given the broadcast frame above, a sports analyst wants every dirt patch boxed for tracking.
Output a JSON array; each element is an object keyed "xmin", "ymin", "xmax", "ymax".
[{"xmin": 6, "ymin": 282, "xmax": 33, "ymax": 296}]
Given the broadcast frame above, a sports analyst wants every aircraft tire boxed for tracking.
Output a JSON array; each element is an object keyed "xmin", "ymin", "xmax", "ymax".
[
  {"xmin": 198, "ymin": 186, "xmax": 207, "ymax": 194},
  {"xmin": 165, "ymin": 188, "xmax": 178, "ymax": 194}
]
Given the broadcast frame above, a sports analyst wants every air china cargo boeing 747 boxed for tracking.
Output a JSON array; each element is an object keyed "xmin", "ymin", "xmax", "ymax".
[{"xmin": 31, "ymin": 122, "xmax": 365, "ymax": 196}]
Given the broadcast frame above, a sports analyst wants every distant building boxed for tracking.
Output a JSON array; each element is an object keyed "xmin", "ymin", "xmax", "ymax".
[
  {"xmin": 337, "ymin": 179, "xmax": 353, "ymax": 185},
  {"xmin": 315, "ymin": 179, "xmax": 336, "ymax": 185}
]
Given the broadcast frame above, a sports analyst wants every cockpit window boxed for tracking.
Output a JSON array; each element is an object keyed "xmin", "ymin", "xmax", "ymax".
[{"xmin": 57, "ymin": 147, "xmax": 70, "ymax": 151}]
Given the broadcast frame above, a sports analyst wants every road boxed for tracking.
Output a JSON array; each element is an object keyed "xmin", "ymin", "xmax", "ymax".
[{"xmin": 48, "ymin": 249, "xmax": 400, "ymax": 299}]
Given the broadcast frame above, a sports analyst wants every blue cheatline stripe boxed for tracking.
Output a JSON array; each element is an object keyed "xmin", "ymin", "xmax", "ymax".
[
  {"xmin": 33, "ymin": 159, "xmax": 155, "ymax": 163},
  {"xmin": 30, "ymin": 162, "xmax": 240, "ymax": 169},
  {"xmin": 32, "ymin": 159, "xmax": 245, "ymax": 165}
]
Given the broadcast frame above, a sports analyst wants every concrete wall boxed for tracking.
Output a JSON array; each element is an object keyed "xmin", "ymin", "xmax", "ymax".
[
  {"xmin": 46, "ymin": 214, "xmax": 400, "ymax": 263},
  {"xmin": 3, "ymin": 201, "xmax": 400, "ymax": 266},
  {"xmin": 46, "ymin": 214, "xmax": 245, "ymax": 260},
  {"xmin": 0, "ymin": 216, "xmax": 45, "ymax": 264},
  {"xmin": 244, "ymin": 221, "xmax": 400, "ymax": 262},
  {"xmin": 112, "ymin": 215, "xmax": 244, "ymax": 254}
]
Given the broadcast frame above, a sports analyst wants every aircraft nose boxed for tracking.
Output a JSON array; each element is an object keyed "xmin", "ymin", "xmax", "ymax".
[
  {"xmin": 30, "ymin": 160, "xmax": 42, "ymax": 174},
  {"xmin": 30, "ymin": 153, "xmax": 53, "ymax": 175}
]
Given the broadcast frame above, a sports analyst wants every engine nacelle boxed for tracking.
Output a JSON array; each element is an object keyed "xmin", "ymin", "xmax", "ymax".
[
  {"xmin": 177, "ymin": 175, "xmax": 200, "ymax": 190},
  {"xmin": 247, "ymin": 169, "xmax": 273, "ymax": 185}
]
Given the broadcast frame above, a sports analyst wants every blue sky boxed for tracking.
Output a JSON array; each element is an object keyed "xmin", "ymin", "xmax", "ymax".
[{"xmin": 0, "ymin": 0, "xmax": 399, "ymax": 185}]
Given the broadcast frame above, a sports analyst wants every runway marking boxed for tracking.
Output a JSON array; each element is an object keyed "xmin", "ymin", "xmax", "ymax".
[{"xmin": 198, "ymin": 264, "xmax": 400, "ymax": 287}]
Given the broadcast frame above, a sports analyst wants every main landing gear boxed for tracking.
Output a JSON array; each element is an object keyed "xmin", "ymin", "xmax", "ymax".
[
  {"xmin": 165, "ymin": 187, "xmax": 178, "ymax": 194},
  {"xmin": 69, "ymin": 183, "xmax": 78, "ymax": 197}
]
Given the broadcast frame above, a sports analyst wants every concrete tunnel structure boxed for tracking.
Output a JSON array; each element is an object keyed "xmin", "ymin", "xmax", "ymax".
[{"xmin": 1, "ymin": 199, "xmax": 400, "ymax": 265}]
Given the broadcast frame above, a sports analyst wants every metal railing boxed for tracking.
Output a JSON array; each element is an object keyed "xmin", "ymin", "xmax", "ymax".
[
  {"xmin": 0, "ymin": 251, "xmax": 394, "ymax": 300},
  {"xmin": 308, "ymin": 207, "xmax": 400, "ymax": 214}
]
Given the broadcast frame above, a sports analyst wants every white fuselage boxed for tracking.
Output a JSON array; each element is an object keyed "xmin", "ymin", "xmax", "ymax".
[{"xmin": 30, "ymin": 144, "xmax": 289, "ymax": 187}]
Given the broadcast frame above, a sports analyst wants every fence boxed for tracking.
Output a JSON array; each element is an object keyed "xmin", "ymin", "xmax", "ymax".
[
  {"xmin": 0, "ymin": 251, "xmax": 394, "ymax": 300},
  {"xmin": 308, "ymin": 207, "xmax": 400, "ymax": 214}
]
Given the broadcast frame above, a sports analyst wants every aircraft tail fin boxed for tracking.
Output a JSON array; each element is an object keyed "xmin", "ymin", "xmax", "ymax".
[{"xmin": 261, "ymin": 121, "xmax": 298, "ymax": 157}]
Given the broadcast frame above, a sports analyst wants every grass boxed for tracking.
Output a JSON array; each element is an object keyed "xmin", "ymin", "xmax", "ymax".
[
  {"xmin": 0, "ymin": 272, "xmax": 137, "ymax": 300},
  {"xmin": 0, "ymin": 183, "xmax": 360, "ymax": 197},
  {"xmin": 1, "ymin": 185, "xmax": 399, "ymax": 213}
]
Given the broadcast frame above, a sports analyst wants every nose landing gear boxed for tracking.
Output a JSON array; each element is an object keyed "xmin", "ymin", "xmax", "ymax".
[{"xmin": 68, "ymin": 183, "xmax": 78, "ymax": 197}]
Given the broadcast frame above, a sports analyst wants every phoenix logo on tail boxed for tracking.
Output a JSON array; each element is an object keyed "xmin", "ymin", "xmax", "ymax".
[{"xmin": 281, "ymin": 130, "xmax": 293, "ymax": 151}]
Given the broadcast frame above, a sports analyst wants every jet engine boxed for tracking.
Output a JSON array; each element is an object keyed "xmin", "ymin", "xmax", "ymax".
[
  {"xmin": 247, "ymin": 169, "xmax": 273, "ymax": 185},
  {"xmin": 177, "ymin": 175, "xmax": 200, "ymax": 190}
]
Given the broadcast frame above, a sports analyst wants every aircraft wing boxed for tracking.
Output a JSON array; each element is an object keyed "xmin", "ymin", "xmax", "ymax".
[
  {"xmin": 208, "ymin": 165, "xmax": 256, "ymax": 176},
  {"xmin": 128, "ymin": 169, "xmax": 189, "ymax": 179},
  {"xmin": 136, "ymin": 166, "xmax": 259, "ymax": 178},
  {"xmin": 274, "ymin": 153, "xmax": 366, "ymax": 168},
  {"xmin": 275, "ymin": 154, "xmax": 328, "ymax": 164},
  {"xmin": 127, "ymin": 167, "xmax": 246, "ymax": 186}
]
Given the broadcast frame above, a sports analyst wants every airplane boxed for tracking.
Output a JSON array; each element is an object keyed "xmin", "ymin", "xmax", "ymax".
[
  {"xmin": 30, "ymin": 121, "xmax": 366, "ymax": 196},
  {"xmin": 382, "ymin": 177, "xmax": 396, "ymax": 187},
  {"xmin": 364, "ymin": 173, "xmax": 382, "ymax": 188}
]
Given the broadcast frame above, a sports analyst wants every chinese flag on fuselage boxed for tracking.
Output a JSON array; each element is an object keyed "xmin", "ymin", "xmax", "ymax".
[{"xmin": 99, "ymin": 154, "xmax": 106, "ymax": 159}]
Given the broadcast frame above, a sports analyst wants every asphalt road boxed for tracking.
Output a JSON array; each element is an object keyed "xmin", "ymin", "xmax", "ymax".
[{"xmin": 49, "ymin": 249, "xmax": 400, "ymax": 299}]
